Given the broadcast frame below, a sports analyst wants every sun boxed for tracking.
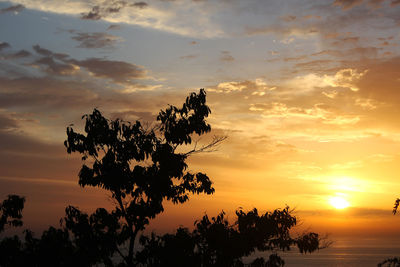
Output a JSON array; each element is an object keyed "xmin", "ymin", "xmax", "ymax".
[{"xmin": 329, "ymin": 196, "xmax": 350, "ymax": 209}]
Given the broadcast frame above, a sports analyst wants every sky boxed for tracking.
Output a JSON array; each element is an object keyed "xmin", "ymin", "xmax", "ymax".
[{"xmin": 1, "ymin": 0, "xmax": 400, "ymax": 240}]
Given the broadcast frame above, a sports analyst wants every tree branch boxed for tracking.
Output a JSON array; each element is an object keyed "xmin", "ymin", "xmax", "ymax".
[{"xmin": 184, "ymin": 135, "xmax": 227, "ymax": 156}]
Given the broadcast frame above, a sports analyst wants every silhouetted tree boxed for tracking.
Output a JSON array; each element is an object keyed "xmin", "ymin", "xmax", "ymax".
[
  {"xmin": 64, "ymin": 89, "xmax": 225, "ymax": 266},
  {"xmin": 393, "ymin": 198, "xmax": 400, "ymax": 215},
  {"xmin": 0, "ymin": 195, "xmax": 25, "ymax": 233},
  {"xmin": 137, "ymin": 207, "xmax": 323, "ymax": 267}
]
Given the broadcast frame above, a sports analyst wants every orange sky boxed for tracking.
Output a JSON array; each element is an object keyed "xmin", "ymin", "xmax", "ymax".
[{"xmin": 1, "ymin": 0, "xmax": 400, "ymax": 240}]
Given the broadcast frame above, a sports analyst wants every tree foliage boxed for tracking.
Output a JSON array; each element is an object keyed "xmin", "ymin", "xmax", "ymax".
[
  {"xmin": 63, "ymin": 88, "xmax": 223, "ymax": 265},
  {"xmin": 137, "ymin": 207, "xmax": 322, "ymax": 267},
  {"xmin": 0, "ymin": 194, "xmax": 25, "ymax": 233}
]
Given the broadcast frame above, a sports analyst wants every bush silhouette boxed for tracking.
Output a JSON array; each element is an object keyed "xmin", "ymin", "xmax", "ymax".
[{"xmin": 137, "ymin": 207, "xmax": 322, "ymax": 267}]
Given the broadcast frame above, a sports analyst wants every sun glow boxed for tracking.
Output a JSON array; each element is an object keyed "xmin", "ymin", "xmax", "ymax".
[{"xmin": 329, "ymin": 196, "xmax": 350, "ymax": 209}]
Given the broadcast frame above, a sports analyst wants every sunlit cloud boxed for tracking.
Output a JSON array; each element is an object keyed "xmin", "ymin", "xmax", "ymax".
[{"xmin": 285, "ymin": 69, "xmax": 368, "ymax": 93}]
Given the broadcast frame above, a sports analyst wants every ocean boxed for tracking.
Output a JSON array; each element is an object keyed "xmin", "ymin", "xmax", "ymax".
[{"xmin": 246, "ymin": 238, "xmax": 400, "ymax": 266}]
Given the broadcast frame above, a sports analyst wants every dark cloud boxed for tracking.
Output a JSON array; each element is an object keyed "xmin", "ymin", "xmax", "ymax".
[
  {"xmin": 33, "ymin": 45, "xmax": 69, "ymax": 60},
  {"xmin": 2, "ymin": 50, "xmax": 31, "ymax": 60},
  {"xmin": 81, "ymin": 1, "xmax": 129, "ymax": 20},
  {"xmin": 71, "ymin": 58, "xmax": 147, "ymax": 83},
  {"xmin": 10, "ymin": 50, "xmax": 31, "ymax": 58},
  {"xmin": 30, "ymin": 45, "xmax": 149, "ymax": 85},
  {"xmin": 31, "ymin": 45, "xmax": 77, "ymax": 75},
  {"xmin": 71, "ymin": 32, "xmax": 121, "ymax": 49},
  {"xmin": 34, "ymin": 57, "xmax": 78, "ymax": 75},
  {"xmin": 32, "ymin": 45, "xmax": 53, "ymax": 57},
  {"xmin": 132, "ymin": 2, "xmax": 148, "ymax": 8},
  {"xmin": 0, "ymin": 4, "xmax": 24, "ymax": 14},
  {"xmin": 0, "ymin": 42, "xmax": 10, "ymax": 51},
  {"xmin": 107, "ymin": 24, "xmax": 122, "ymax": 31},
  {"xmin": 81, "ymin": 5, "xmax": 102, "ymax": 20},
  {"xmin": 220, "ymin": 51, "xmax": 234, "ymax": 62}
]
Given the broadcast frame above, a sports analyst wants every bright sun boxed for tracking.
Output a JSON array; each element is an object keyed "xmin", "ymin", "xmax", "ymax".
[{"xmin": 329, "ymin": 196, "xmax": 350, "ymax": 209}]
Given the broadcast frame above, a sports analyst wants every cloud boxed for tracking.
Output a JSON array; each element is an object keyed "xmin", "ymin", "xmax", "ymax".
[
  {"xmin": 0, "ymin": 42, "xmax": 11, "ymax": 51},
  {"xmin": 332, "ymin": 36, "xmax": 360, "ymax": 45},
  {"xmin": 208, "ymin": 79, "xmax": 275, "ymax": 94},
  {"xmin": 81, "ymin": 1, "xmax": 129, "ymax": 20},
  {"xmin": 1, "ymin": 50, "xmax": 31, "ymax": 60},
  {"xmin": 285, "ymin": 69, "xmax": 368, "ymax": 93},
  {"xmin": 110, "ymin": 110, "xmax": 155, "ymax": 122},
  {"xmin": 71, "ymin": 32, "xmax": 123, "ymax": 49},
  {"xmin": 249, "ymin": 102, "xmax": 360, "ymax": 125},
  {"xmin": 32, "ymin": 45, "xmax": 69, "ymax": 60},
  {"xmin": 244, "ymin": 24, "xmax": 318, "ymax": 38},
  {"xmin": 311, "ymin": 47, "xmax": 381, "ymax": 59},
  {"xmin": 81, "ymin": 5, "xmax": 102, "ymax": 20},
  {"xmin": 33, "ymin": 56, "xmax": 79, "ymax": 75},
  {"xmin": 220, "ymin": 51, "xmax": 234, "ymax": 62},
  {"xmin": 30, "ymin": 45, "xmax": 149, "ymax": 85},
  {"xmin": 332, "ymin": 0, "xmax": 364, "ymax": 10},
  {"xmin": 283, "ymin": 55, "xmax": 308, "ymax": 62},
  {"xmin": 0, "ymin": 113, "xmax": 19, "ymax": 130},
  {"xmin": 0, "ymin": 4, "xmax": 24, "ymax": 14},
  {"xmin": 107, "ymin": 24, "xmax": 121, "ymax": 31},
  {"xmin": 80, "ymin": 1, "xmax": 147, "ymax": 20},
  {"xmin": 71, "ymin": 58, "xmax": 147, "ymax": 84},
  {"xmin": 354, "ymin": 98, "xmax": 379, "ymax": 110},
  {"xmin": 132, "ymin": 2, "xmax": 148, "ymax": 9},
  {"xmin": 1, "ymin": 0, "xmax": 225, "ymax": 38}
]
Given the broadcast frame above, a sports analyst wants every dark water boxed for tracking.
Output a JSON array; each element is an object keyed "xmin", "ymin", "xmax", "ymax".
[{"xmin": 246, "ymin": 238, "xmax": 400, "ymax": 266}]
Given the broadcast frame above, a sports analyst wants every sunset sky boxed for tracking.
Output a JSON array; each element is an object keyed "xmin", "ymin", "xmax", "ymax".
[{"xmin": 1, "ymin": 0, "xmax": 400, "ymax": 240}]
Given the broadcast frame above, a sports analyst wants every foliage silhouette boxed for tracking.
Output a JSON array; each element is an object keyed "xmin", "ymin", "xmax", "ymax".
[
  {"xmin": 0, "ymin": 195, "xmax": 25, "ymax": 233},
  {"xmin": 137, "ymin": 207, "xmax": 323, "ymax": 267},
  {"xmin": 378, "ymin": 257, "xmax": 400, "ymax": 267}
]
